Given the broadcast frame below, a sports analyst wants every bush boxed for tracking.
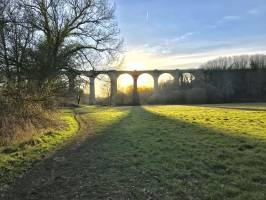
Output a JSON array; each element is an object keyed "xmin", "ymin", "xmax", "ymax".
[
  {"xmin": 185, "ymin": 88, "xmax": 207, "ymax": 104},
  {"xmin": 0, "ymin": 101, "xmax": 58, "ymax": 146},
  {"xmin": 148, "ymin": 90, "xmax": 185, "ymax": 104},
  {"xmin": 0, "ymin": 88, "xmax": 59, "ymax": 146},
  {"xmin": 205, "ymin": 84, "xmax": 224, "ymax": 103}
]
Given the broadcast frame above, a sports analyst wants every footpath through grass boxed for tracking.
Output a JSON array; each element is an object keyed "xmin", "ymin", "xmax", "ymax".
[{"xmin": 2, "ymin": 104, "xmax": 266, "ymax": 199}]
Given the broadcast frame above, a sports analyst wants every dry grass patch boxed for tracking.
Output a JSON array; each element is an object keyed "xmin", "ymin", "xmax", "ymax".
[{"xmin": 0, "ymin": 109, "xmax": 79, "ymax": 192}]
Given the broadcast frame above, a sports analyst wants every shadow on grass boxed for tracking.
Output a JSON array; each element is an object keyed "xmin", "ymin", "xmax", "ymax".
[{"xmin": 4, "ymin": 107, "xmax": 266, "ymax": 200}]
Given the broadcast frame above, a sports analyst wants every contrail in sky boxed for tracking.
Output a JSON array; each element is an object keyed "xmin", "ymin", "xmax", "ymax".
[{"xmin": 146, "ymin": 11, "xmax": 149, "ymax": 22}]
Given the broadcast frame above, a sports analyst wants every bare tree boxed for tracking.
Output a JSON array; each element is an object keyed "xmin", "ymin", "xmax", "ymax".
[
  {"xmin": 22, "ymin": 0, "xmax": 121, "ymax": 80},
  {"xmin": 250, "ymin": 54, "xmax": 266, "ymax": 69},
  {"xmin": 232, "ymin": 55, "xmax": 249, "ymax": 69},
  {"xmin": 1, "ymin": 0, "xmax": 35, "ymax": 83},
  {"xmin": 0, "ymin": 0, "xmax": 121, "ymax": 111}
]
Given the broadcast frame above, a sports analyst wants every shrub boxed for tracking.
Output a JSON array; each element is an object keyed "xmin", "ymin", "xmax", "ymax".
[{"xmin": 185, "ymin": 88, "xmax": 207, "ymax": 104}]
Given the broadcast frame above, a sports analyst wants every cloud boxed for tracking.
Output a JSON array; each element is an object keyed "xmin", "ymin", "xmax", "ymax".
[
  {"xmin": 128, "ymin": 35, "xmax": 266, "ymax": 58},
  {"xmin": 172, "ymin": 32, "xmax": 194, "ymax": 42},
  {"xmin": 159, "ymin": 32, "xmax": 195, "ymax": 47},
  {"xmin": 203, "ymin": 15, "xmax": 242, "ymax": 31},
  {"xmin": 204, "ymin": 24, "xmax": 218, "ymax": 29},
  {"xmin": 123, "ymin": 36, "xmax": 266, "ymax": 69},
  {"xmin": 218, "ymin": 15, "xmax": 241, "ymax": 23},
  {"xmin": 123, "ymin": 46, "xmax": 266, "ymax": 70},
  {"xmin": 128, "ymin": 32, "xmax": 195, "ymax": 56},
  {"xmin": 223, "ymin": 15, "xmax": 241, "ymax": 20},
  {"xmin": 247, "ymin": 9, "xmax": 260, "ymax": 15}
]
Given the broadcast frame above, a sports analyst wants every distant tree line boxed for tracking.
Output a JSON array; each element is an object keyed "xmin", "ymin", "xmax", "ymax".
[
  {"xmin": 201, "ymin": 54, "xmax": 266, "ymax": 70},
  {"xmin": 201, "ymin": 54, "xmax": 266, "ymax": 102}
]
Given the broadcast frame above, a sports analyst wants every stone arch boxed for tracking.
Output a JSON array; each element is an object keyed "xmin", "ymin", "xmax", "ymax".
[
  {"xmin": 137, "ymin": 73, "xmax": 154, "ymax": 89},
  {"xmin": 117, "ymin": 73, "xmax": 134, "ymax": 93},
  {"xmin": 137, "ymin": 73, "xmax": 154, "ymax": 104},
  {"xmin": 158, "ymin": 73, "xmax": 175, "ymax": 87},
  {"xmin": 179, "ymin": 72, "xmax": 195, "ymax": 88},
  {"xmin": 95, "ymin": 74, "xmax": 111, "ymax": 105},
  {"xmin": 116, "ymin": 73, "xmax": 134, "ymax": 105}
]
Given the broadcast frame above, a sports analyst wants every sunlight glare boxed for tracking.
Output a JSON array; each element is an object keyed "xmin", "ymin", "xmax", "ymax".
[
  {"xmin": 95, "ymin": 74, "xmax": 111, "ymax": 98},
  {"xmin": 137, "ymin": 74, "xmax": 154, "ymax": 88},
  {"xmin": 118, "ymin": 74, "xmax": 133, "ymax": 93}
]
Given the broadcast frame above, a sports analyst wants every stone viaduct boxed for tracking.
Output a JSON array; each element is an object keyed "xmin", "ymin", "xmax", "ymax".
[{"xmin": 65, "ymin": 69, "xmax": 204, "ymax": 106}]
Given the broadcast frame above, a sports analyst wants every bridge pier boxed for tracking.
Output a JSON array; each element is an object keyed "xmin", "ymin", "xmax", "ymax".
[
  {"xmin": 172, "ymin": 71, "xmax": 181, "ymax": 88},
  {"xmin": 152, "ymin": 72, "xmax": 160, "ymax": 96},
  {"xmin": 110, "ymin": 73, "xmax": 118, "ymax": 106},
  {"xmin": 89, "ymin": 77, "xmax": 96, "ymax": 105},
  {"xmin": 132, "ymin": 74, "xmax": 140, "ymax": 105}
]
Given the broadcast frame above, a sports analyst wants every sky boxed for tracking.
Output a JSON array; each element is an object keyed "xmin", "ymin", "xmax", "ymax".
[{"xmin": 112, "ymin": 0, "xmax": 266, "ymax": 70}]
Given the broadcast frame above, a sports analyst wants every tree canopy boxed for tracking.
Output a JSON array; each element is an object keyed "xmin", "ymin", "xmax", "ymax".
[{"xmin": 0, "ymin": 0, "xmax": 121, "ymax": 108}]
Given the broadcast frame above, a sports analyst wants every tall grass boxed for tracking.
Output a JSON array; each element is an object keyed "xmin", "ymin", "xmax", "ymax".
[{"xmin": 0, "ymin": 100, "xmax": 59, "ymax": 146}]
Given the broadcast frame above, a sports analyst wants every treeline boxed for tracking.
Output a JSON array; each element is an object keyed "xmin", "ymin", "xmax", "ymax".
[
  {"xmin": 0, "ymin": 0, "xmax": 120, "ymax": 144},
  {"xmin": 201, "ymin": 54, "xmax": 266, "ymax": 70},
  {"xmin": 201, "ymin": 54, "xmax": 266, "ymax": 103}
]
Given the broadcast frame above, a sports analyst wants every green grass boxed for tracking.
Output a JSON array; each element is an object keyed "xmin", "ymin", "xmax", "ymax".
[
  {"xmin": 73, "ymin": 104, "xmax": 266, "ymax": 199},
  {"xmin": 0, "ymin": 109, "xmax": 79, "ymax": 191},
  {"xmin": 1, "ymin": 104, "xmax": 266, "ymax": 199}
]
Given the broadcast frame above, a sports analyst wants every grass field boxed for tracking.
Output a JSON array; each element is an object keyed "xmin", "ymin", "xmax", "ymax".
[
  {"xmin": 73, "ymin": 104, "xmax": 266, "ymax": 200},
  {"xmin": 2, "ymin": 103, "xmax": 266, "ymax": 199}
]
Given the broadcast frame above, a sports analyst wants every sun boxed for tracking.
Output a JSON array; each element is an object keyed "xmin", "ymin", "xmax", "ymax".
[{"xmin": 122, "ymin": 50, "xmax": 154, "ymax": 70}]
